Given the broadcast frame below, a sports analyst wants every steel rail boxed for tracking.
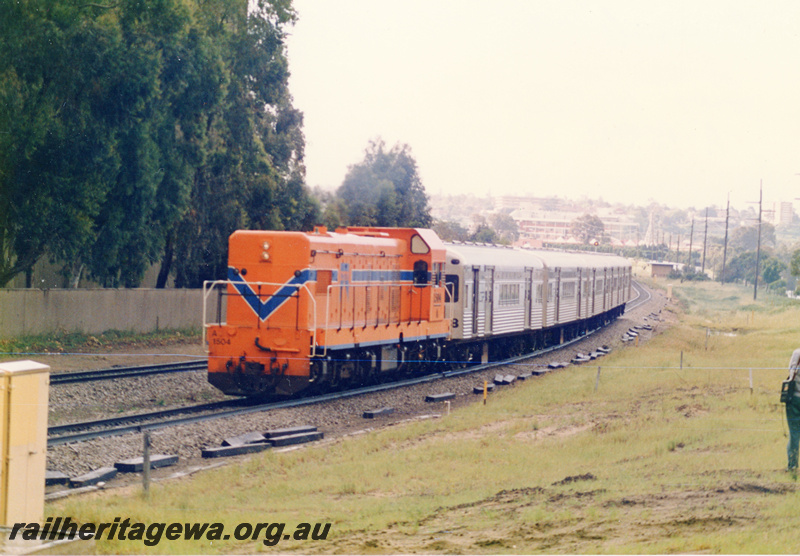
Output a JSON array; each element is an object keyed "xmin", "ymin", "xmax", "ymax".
[
  {"xmin": 624, "ymin": 280, "xmax": 651, "ymax": 313},
  {"xmin": 50, "ymin": 359, "xmax": 207, "ymax": 385},
  {"xmin": 47, "ymin": 399, "xmax": 245, "ymax": 446}
]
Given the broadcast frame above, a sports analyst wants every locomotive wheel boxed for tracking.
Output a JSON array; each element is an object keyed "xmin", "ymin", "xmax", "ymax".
[
  {"xmin": 412, "ymin": 344, "xmax": 427, "ymax": 373},
  {"xmin": 329, "ymin": 363, "xmax": 342, "ymax": 388},
  {"xmin": 352, "ymin": 352, "xmax": 368, "ymax": 385},
  {"xmin": 339, "ymin": 359, "xmax": 356, "ymax": 387},
  {"xmin": 450, "ymin": 345, "xmax": 470, "ymax": 369},
  {"xmin": 362, "ymin": 351, "xmax": 378, "ymax": 384}
]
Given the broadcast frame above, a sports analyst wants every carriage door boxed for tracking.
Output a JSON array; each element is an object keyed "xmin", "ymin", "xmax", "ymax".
[
  {"xmin": 576, "ymin": 268, "xmax": 582, "ymax": 319},
  {"xmin": 554, "ymin": 267, "xmax": 561, "ymax": 324},
  {"xmin": 485, "ymin": 267, "xmax": 495, "ymax": 336},
  {"xmin": 471, "ymin": 267, "xmax": 480, "ymax": 335},
  {"xmin": 524, "ymin": 268, "xmax": 533, "ymax": 329}
]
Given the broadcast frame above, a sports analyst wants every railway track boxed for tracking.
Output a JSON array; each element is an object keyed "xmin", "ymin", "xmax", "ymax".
[
  {"xmin": 625, "ymin": 280, "xmax": 651, "ymax": 313},
  {"xmin": 47, "ymin": 325, "xmax": 605, "ymax": 447},
  {"xmin": 49, "ymin": 281, "xmax": 656, "ymax": 447},
  {"xmin": 50, "ymin": 359, "xmax": 207, "ymax": 385},
  {"xmin": 47, "ymin": 399, "xmax": 245, "ymax": 447}
]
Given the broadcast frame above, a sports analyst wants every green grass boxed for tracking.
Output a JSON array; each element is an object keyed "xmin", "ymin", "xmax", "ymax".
[
  {"xmin": 0, "ymin": 328, "xmax": 201, "ymax": 359},
  {"xmin": 47, "ymin": 281, "xmax": 800, "ymax": 554}
]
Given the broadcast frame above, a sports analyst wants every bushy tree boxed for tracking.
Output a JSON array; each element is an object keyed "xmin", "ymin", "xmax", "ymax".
[
  {"xmin": 762, "ymin": 257, "xmax": 787, "ymax": 286},
  {"xmin": 0, "ymin": 1, "xmax": 121, "ymax": 286},
  {"xmin": 729, "ymin": 223, "xmax": 776, "ymax": 253},
  {"xmin": 571, "ymin": 214, "xmax": 605, "ymax": 244},
  {"xmin": 433, "ymin": 220, "xmax": 470, "ymax": 242},
  {"xmin": 0, "ymin": 0, "xmax": 318, "ymax": 288},
  {"xmin": 470, "ymin": 224, "xmax": 498, "ymax": 244},
  {"xmin": 336, "ymin": 139, "xmax": 432, "ymax": 228},
  {"xmin": 489, "ymin": 213, "xmax": 520, "ymax": 243},
  {"xmin": 723, "ymin": 251, "xmax": 758, "ymax": 283},
  {"xmin": 170, "ymin": 0, "xmax": 319, "ymax": 288}
]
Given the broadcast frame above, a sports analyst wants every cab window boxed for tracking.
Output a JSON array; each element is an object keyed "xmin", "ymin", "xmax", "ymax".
[
  {"xmin": 413, "ymin": 260, "xmax": 429, "ymax": 286},
  {"xmin": 411, "ymin": 235, "xmax": 430, "ymax": 254}
]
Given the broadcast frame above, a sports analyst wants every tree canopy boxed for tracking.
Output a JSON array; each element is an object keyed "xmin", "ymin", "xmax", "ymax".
[
  {"xmin": 571, "ymin": 214, "xmax": 605, "ymax": 245},
  {"xmin": 729, "ymin": 223, "xmax": 776, "ymax": 253},
  {"xmin": 334, "ymin": 139, "xmax": 432, "ymax": 229},
  {"xmin": 0, "ymin": 0, "xmax": 318, "ymax": 288}
]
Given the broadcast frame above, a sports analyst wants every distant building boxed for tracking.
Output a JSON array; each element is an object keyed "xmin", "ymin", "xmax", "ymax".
[
  {"xmin": 495, "ymin": 196, "xmax": 564, "ymax": 212},
  {"xmin": 779, "ymin": 201, "xmax": 795, "ymax": 226},
  {"xmin": 650, "ymin": 262, "xmax": 677, "ymax": 278},
  {"xmin": 597, "ymin": 209, "xmax": 640, "ymax": 244},
  {"xmin": 434, "ymin": 193, "xmax": 640, "ymax": 245},
  {"xmin": 508, "ymin": 204, "xmax": 639, "ymax": 245},
  {"xmin": 510, "ymin": 209, "xmax": 575, "ymax": 243}
]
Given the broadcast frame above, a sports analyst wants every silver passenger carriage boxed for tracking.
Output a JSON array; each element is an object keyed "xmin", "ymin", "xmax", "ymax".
[{"xmin": 443, "ymin": 243, "xmax": 631, "ymax": 363}]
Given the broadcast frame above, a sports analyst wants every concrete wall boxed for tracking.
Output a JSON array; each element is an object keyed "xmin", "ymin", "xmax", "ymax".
[{"xmin": 0, "ymin": 289, "xmax": 204, "ymax": 339}]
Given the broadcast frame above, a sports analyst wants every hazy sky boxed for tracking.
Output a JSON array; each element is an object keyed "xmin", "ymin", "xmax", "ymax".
[{"xmin": 284, "ymin": 1, "xmax": 800, "ymax": 211}]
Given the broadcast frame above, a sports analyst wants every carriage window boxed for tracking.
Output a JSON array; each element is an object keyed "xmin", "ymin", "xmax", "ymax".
[{"xmin": 499, "ymin": 283, "xmax": 521, "ymax": 306}]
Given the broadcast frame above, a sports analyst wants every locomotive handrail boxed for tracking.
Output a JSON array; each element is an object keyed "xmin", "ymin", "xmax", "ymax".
[
  {"xmin": 202, "ymin": 280, "xmax": 228, "ymax": 345},
  {"xmin": 202, "ymin": 279, "xmax": 317, "ymax": 355},
  {"xmin": 321, "ymin": 280, "xmax": 441, "ymax": 357},
  {"xmin": 443, "ymin": 281, "xmax": 455, "ymax": 340}
]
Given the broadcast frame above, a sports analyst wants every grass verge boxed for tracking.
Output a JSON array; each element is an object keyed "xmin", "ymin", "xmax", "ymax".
[
  {"xmin": 0, "ymin": 328, "xmax": 201, "ymax": 360},
  {"xmin": 48, "ymin": 282, "xmax": 800, "ymax": 554}
]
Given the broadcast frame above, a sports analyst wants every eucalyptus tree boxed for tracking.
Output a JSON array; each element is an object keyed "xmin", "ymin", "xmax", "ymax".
[
  {"xmin": 0, "ymin": 0, "xmax": 317, "ymax": 288},
  {"xmin": 0, "ymin": 0, "xmax": 229, "ymax": 287},
  {"xmin": 170, "ymin": 0, "xmax": 318, "ymax": 288},
  {"xmin": 571, "ymin": 214, "xmax": 605, "ymax": 244},
  {"xmin": 0, "ymin": 1, "xmax": 120, "ymax": 287},
  {"xmin": 336, "ymin": 139, "xmax": 432, "ymax": 228}
]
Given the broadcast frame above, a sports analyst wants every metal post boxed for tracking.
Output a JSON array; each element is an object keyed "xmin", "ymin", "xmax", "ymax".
[
  {"xmin": 720, "ymin": 195, "xmax": 730, "ymax": 283},
  {"xmin": 754, "ymin": 182, "xmax": 763, "ymax": 300},
  {"xmin": 143, "ymin": 432, "xmax": 151, "ymax": 495},
  {"xmin": 702, "ymin": 208, "xmax": 709, "ymax": 274}
]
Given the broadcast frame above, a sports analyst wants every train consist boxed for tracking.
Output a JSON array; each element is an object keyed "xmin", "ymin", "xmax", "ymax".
[{"xmin": 203, "ymin": 226, "xmax": 631, "ymax": 397}]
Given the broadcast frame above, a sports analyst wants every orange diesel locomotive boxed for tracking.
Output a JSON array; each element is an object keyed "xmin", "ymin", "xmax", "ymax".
[{"xmin": 204, "ymin": 226, "xmax": 450, "ymax": 396}]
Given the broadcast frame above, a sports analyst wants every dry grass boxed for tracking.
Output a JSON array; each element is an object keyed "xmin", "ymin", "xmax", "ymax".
[{"xmin": 49, "ymin": 280, "xmax": 800, "ymax": 554}]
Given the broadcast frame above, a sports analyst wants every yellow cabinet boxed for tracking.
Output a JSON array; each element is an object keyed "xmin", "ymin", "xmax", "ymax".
[{"xmin": 0, "ymin": 361, "xmax": 49, "ymax": 527}]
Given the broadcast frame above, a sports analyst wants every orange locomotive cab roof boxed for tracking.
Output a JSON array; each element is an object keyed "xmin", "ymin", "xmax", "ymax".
[{"xmin": 338, "ymin": 227, "xmax": 446, "ymax": 263}]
